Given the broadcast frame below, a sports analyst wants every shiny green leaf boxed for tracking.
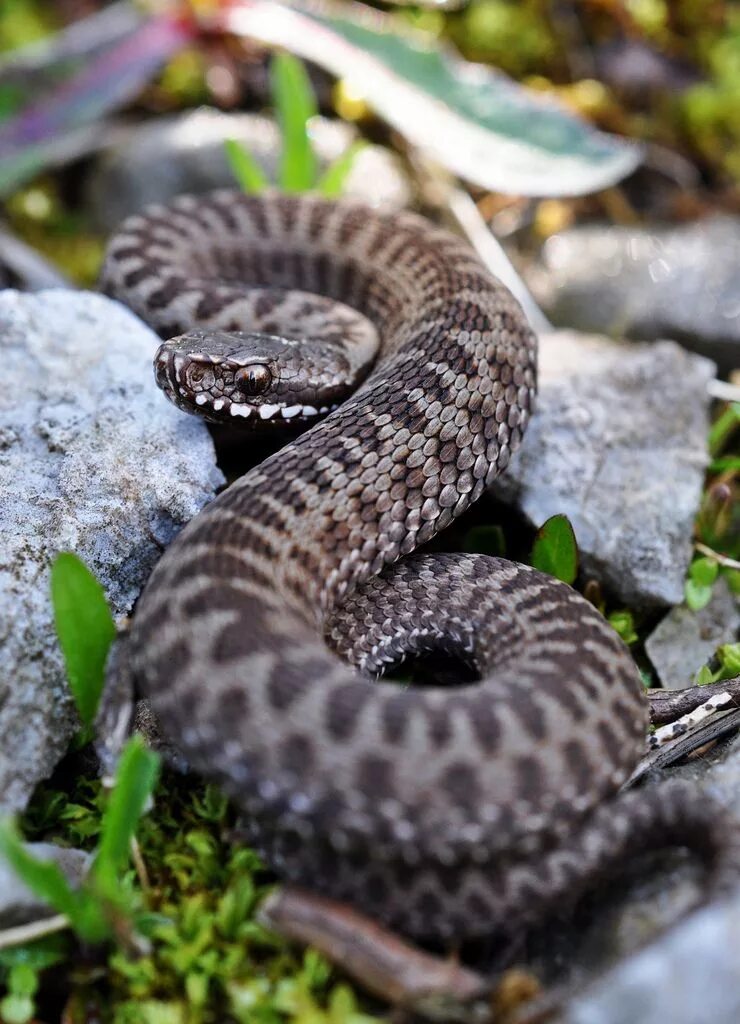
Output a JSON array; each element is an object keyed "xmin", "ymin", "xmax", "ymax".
[{"xmin": 530, "ymin": 514, "xmax": 578, "ymax": 584}]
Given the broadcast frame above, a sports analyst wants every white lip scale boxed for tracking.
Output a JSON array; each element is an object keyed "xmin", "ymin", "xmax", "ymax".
[{"xmin": 223, "ymin": 401, "xmax": 338, "ymax": 420}]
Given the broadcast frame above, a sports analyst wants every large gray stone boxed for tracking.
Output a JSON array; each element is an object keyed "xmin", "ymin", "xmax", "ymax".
[
  {"xmin": 526, "ymin": 216, "xmax": 740, "ymax": 373},
  {"xmin": 0, "ymin": 290, "xmax": 224, "ymax": 813},
  {"xmin": 492, "ymin": 331, "xmax": 714, "ymax": 608},
  {"xmin": 646, "ymin": 578, "xmax": 739, "ymax": 689},
  {"xmin": 87, "ymin": 108, "xmax": 413, "ymax": 230},
  {"xmin": 561, "ymin": 892, "xmax": 740, "ymax": 1024}
]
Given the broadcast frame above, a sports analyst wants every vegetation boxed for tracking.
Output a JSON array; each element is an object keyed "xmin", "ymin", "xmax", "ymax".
[{"xmin": 225, "ymin": 53, "xmax": 366, "ymax": 197}]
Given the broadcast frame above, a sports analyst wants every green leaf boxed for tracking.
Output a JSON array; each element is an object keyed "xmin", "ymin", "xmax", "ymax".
[
  {"xmin": 684, "ymin": 558, "xmax": 720, "ymax": 610},
  {"xmin": 608, "ymin": 610, "xmax": 638, "ymax": 645},
  {"xmin": 462, "ymin": 524, "xmax": 506, "ymax": 558},
  {"xmin": 0, "ymin": 993, "xmax": 34, "ymax": 1024},
  {"xmin": 690, "ymin": 556, "xmax": 720, "ymax": 588},
  {"xmin": 718, "ymin": 642, "xmax": 740, "ymax": 676},
  {"xmin": 685, "ymin": 579, "xmax": 713, "ymax": 611},
  {"xmin": 0, "ymin": 821, "xmax": 79, "ymax": 921},
  {"xmin": 223, "ymin": 138, "xmax": 269, "ymax": 194},
  {"xmin": 271, "ymin": 52, "xmax": 318, "ymax": 193},
  {"xmin": 530, "ymin": 514, "xmax": 578, "ymax": 584},
  {"xmin": 316, "ymin": 141, "xmax": 367, "ymax": 197},
  {"xmin": 6, "ymin": 964, "xmax": 37, "ymax": 1000},
  {"xmin": 232, "ymin": 2, "xmax": 642, "ymax": 197},
  {"xmin": 93, "ymin": 737, "xmax": 159, "ymax": 896},
  {"xmin": 50, "ymin": 552, "xmax": 116, "ymax": 729},
  {"xmin": 695, "ymin": 663, "xmax": 717, "ymax": 685}
]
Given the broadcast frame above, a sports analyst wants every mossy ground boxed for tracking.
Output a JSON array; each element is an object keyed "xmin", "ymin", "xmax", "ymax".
[{"xmin": 4, "ymin": 770, "xmax": 383, "ymax": 1024}]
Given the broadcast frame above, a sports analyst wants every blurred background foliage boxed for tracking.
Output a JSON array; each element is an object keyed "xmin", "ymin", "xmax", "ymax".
[
  {"xmin": 2, "ymin": 0, "xmax": 739, "ymax": 186},
  {"xmin": 418, "ymin": 0, "xmax": 740, "ymax": 187},
  {"xmin": 1, "ymin": 0, "xmax": 738, "ymax": 288}
]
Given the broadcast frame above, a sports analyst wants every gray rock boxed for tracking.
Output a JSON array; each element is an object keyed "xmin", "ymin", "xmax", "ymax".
[
  {"xmin": 87, "ymin": 108, "xmax": 413, "ymax": 230},
  {"xmin": 0, "ymin": 290, "xmax": 224, "ymax": 813},
  {"xmin": 526, "ymin": 216, "xmax": 740, "ymax": 373},
  {"xmin": 0, "ymin": 843, "xmax": 91, "ymax": 927},
  {"xmin": 646, "ymin": 578, "xmax": 739, "ymax": 689},
  {"xmin": 492, "ymin": 331, "xmax": 714, "ymax": 608},
  {"xmin": 560, "ymin": 890, "xmax": 740, "ymax": 1024}
]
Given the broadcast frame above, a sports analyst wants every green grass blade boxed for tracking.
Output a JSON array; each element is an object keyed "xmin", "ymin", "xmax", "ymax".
[
  {"xmin": 708, "ymin": 402, "xmax": 740, "ymax": 458},
  {"xmin": 0, "ymin": 821, "xmax": 79, "ymax": 921},
  {"xmin": 224, "ymin": 138, "xmax": 269, "ymax": 194},
  {"xmin": 271, "ymin": 52, "xmax": 318, "ymax": 193},
  {"xmin": 50, "ymin": 553, "xmax": 116, "ymax": 729},
  {"xmin": 316, "ymin": 141, "xmax": 367, "ymax": 197},
  {"xmin": 93, "ymin": 737, "xmax": 160, "ymax": 895},
  {"xmin": 530, "ymin": 514, "xmax": 578, "ymax": 584}
]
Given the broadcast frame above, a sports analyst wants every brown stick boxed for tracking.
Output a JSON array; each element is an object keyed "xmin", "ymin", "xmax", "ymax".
[{"xmin": 258, "ymin": 886, "xmax": 490, "ymax": 1022}]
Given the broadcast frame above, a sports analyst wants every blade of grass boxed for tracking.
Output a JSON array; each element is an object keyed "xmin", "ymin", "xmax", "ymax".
[
  {"xmin": 93, "ymin": 737, "xmax": 159, "ymax": 897},
  {"xmin": 224, "ymin": 137, "xmax": 269, "ymax": 194},
  {"xmin": 50, "ymin": 553, "xmax": 116, "ymax": 730},
  {"xmin": 708, "ymin": 402, "xmax": 740, "ymax": 458},
  {"xmin": 271, "ymin": 52, "xmax": 317, "ymax": 192},
  {"xmin": 316, "ymin": 140, "xmax": 367, "ymax": 197}
]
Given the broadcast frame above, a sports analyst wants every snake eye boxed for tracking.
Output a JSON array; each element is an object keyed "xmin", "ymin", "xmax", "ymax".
[{"xmin": 235, "ymin": 363, "xmax": 272, "ymax": 396}]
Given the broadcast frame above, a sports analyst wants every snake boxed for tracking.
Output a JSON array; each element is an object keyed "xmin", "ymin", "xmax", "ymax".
[{"xmin": 100, "ymin": 189, "xmax": 735, "ymax": 941}]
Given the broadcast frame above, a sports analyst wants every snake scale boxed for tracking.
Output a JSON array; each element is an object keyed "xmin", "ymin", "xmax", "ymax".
[{"xmin": 101, "ymin": 190, "xmax": 734, "ymax": 941}]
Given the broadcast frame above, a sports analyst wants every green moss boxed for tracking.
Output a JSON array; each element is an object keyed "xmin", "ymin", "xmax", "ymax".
[{"xmin": 7, "ymin": 770, "xmax": 386, "ymax": 1023}]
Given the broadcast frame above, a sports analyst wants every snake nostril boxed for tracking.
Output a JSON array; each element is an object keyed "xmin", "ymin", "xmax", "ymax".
[{"xmin": 235, "ymin": 364, "xmax": 272, "ymax": 396}]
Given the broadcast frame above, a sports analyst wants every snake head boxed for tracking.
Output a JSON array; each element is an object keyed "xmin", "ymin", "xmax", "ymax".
[{"xmin": 154, "ymin": 330, "xmax": 357, "ymax": 426}]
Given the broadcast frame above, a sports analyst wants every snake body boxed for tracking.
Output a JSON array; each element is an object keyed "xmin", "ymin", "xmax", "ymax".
[{"xmin": 101, "ymin": 191, "xmax": 729, "ymax": 940}]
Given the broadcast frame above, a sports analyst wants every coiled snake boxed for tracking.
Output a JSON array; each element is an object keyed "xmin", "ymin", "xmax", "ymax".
[{"xmin": 101, "ymin": 190, "xmax": 733, "ymax": 940}]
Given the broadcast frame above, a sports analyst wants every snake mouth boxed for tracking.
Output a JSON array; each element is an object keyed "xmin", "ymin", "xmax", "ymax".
[{"xmin": 193, "ymin": 393, "xmax": 341, "ymax": 425}]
